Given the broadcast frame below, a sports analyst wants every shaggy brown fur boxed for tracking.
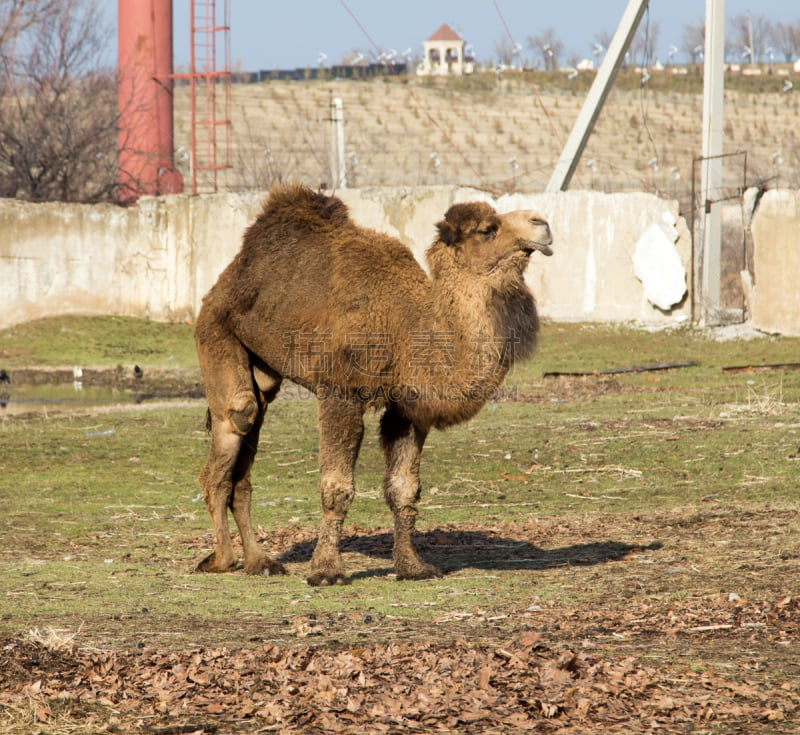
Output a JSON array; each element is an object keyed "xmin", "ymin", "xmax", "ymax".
[{"xmin": 195, "ymin": 184, "xmax": 553, "ymax": 585}]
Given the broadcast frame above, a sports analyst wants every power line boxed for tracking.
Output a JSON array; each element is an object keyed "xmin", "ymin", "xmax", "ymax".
[{"xmin": 489, "ymin": 0, "xmax": 568, "ymax": 176}]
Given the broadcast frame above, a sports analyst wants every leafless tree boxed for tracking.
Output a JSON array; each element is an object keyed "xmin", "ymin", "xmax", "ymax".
[
  {"xmin": 630, "ymin": 19, "xmax": 661, "ymax": 67},
  {"xmin": 593, "ymin": 31, "xmax": 613, "ymax": 54},
  {"xmin": 681, "ymin": 19, "xmax": 705, "ymax": 65},
  {"xmin": 231, "ymin": 117, "xmax": 300, "ymax": 191},
  {"xmin": 494, "ymin": 36, "xmax": 519, "ymax": 67},
  {"xmin": 527, "ymin": 29, "xmax": 563, "ymax": 71},
  {"xmin": 0, "ymin": 0, "xmax": 119, "ymax": 202},
  {"xmin": 592, "ymin": 30, "xmax": 631, "ymax": 68},
  {"xmin": 771, "ymin": 20, "xmax": 800, "ymax": 63},
  {"xmin": 729, "ymin": 12, "xmax": 772, "ymax": 64},
  {"xmin": 0, "ymin": 0, "xmax": 59, "ymax": 54}
]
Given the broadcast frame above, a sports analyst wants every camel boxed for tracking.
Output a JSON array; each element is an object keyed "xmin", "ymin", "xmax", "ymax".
[{"xmin": 194, "ymin": 184, "xmax": 553, "ymax": 585}]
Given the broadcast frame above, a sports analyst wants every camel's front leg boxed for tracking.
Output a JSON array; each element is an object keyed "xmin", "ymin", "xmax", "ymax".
[
  {"xmin": 307, "ymin": 397, "xmax": 365, "ymax": 586},
  {"xmin": 380, "ymin": 409, "xmax": 441, "ymax": 580}
]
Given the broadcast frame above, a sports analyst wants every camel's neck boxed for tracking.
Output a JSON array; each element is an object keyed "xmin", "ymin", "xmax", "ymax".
[
  {"xmin": 426, "ymin": 270, "xmax": 539, "ymax": 388},
  {"xmin": 375, "ymin": 265, "xmax": 539, "ymax": 431}
]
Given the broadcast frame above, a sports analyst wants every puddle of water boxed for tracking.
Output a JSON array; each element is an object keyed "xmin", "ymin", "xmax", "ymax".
[{"xmin": 0, "ymin": 382, "xmax": 196, "ymax": 416}]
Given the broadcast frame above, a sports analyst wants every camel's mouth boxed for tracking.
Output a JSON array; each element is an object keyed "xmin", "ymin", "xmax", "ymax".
[{"xmin": 518, "ymin": 239, "xmax": 554, "ymax": 257}]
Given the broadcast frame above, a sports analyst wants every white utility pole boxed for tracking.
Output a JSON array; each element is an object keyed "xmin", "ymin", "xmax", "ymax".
[
  {"xmin": 330, "ymin": 97, "xmax": 346, "ymax": 189},
  {"xmin": 546, "ymin": 0, "xmax": 649, "ymax": 192},
  {"xmin": 699, "ymin": 0, "xmax": 725, "ymax": 324}
]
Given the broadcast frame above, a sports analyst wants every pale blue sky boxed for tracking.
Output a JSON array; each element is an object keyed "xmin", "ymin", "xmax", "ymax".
[{"xmin": 158, "ymin": 1, "xmax": 797, "ymax": 70}]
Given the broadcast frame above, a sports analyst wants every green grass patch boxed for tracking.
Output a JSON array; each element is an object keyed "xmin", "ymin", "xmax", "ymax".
[
  {"xmin": 0, "ymin": 315, "xmax": 198, "ymax": 369},
  {"xmin": 0, "ymin": 318, "xmax": 798, "ymax": 653}
]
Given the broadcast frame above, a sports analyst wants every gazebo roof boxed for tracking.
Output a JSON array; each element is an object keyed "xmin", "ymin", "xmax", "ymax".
[{"xmin": 427, "ymin": 23, "xmax": 462, "ymax": 42}]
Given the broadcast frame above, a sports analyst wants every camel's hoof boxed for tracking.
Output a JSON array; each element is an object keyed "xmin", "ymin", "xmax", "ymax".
[
  {"xmin": 395, "ymin": 562, "xmax": 443, "ymax": 581},
  {"xmin": 196, "ymin": 552, "xmax": 237, "ymax": 573},
  {"xmin": 306, "ymin": 571, "xmax": 351, "ymax": 587},
  {"xmin": 244, "ymin": 558, "xmax": 287, "ymax": 576}
]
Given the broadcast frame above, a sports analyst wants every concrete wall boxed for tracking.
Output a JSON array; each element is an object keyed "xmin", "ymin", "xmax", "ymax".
[
  {"xmin": 747, "ymin": 189, "xmax": 800, "ymax": 336},
  {"xmin": 2, "ymin": 186, "xmax": 697, "ymax": 330}
]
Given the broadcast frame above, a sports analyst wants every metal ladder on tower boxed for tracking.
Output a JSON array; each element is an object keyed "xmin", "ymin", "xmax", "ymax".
[{"xmin": 189, "ymin": 0, "xmax": 232, "ymax": 193}]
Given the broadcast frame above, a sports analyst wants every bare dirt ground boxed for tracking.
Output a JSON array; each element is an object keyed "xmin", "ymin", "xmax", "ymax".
[
  {"xmin": 2, "ymin": 591, "xmax": 798, "ymax": 735},
  {"xmin": 2, "ymin": 506, "xmax": 798, "ymax": 733}
]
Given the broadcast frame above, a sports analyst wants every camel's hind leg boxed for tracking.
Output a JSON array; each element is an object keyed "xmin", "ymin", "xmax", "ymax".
[
  {"xmin": 307, "ymin": 396, "xmax": 365, "ymax": 586},
  {"xmin": 380, "ymin": 409, "xmax": 441, "ymax": 581},
  {"xmin": 228, "ymin": 375, "xmax": 286, "ymax": 576},
  {"xmin": 197, "ymin": 414, "xmax": 245, "ymax": 573},
  {"xmin": 196, "ymin": 321, "xmax": 284, "ymax": 575}
]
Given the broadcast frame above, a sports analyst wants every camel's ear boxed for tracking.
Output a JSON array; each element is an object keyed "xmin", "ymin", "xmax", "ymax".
[
  {"xmin": 436, "ymin": 219, "xmax": 459, "ymax": 246},
  {"xmin": 438, "ymin": 202, "xmax": 494, "ymax": 246},
  {"xmin": 322, "ymin": 196, "xmax": 348, "ymax": 221}
]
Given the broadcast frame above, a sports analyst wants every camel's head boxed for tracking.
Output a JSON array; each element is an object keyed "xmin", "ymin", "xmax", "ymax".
[{"xmin": 430, "ymin": 201, "xmax": 553, "ymax": 277}]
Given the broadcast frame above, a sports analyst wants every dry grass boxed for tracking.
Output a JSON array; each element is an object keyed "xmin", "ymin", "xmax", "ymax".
[{"xmin": 23, "ymin": 627, "xmax": 80, "ymax": 653}]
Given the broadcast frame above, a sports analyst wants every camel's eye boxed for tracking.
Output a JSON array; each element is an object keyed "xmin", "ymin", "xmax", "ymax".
[{"xmin": 477, "ymin": 223, "xmax": 498, "ymax": 239}]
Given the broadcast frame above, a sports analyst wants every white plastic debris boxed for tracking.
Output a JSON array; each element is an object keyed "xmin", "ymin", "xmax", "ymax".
[{"xmin": 632, "ymin": 212, "xmax": 687, "ymax": 311}]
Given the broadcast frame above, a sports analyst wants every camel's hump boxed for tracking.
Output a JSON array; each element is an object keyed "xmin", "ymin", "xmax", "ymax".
[{"xmin": 259, "ymin": 184, "xmax": 350, "ymax": 229}]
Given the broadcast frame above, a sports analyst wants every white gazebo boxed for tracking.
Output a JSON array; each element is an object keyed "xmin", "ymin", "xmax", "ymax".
[{"xmin": 418, "ymin": 23, "xmax": 472, "ymax": 76}]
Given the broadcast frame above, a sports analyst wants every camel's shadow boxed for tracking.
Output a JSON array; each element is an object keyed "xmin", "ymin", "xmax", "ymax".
[{"xmin": 277, "ymin": 529, "xmax": 662, "ymax": 580}]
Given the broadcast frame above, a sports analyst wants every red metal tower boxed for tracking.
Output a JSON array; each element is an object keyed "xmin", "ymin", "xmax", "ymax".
[
  {"xmin": 187, "ymin": 0, "xmax": 232, "ymax": 194},
  {"xmin": 117, "ymin": 0, "xmax": 183, "ymax": 201}
]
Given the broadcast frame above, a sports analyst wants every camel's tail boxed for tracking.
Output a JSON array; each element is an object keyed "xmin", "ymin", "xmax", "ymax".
[{"xmin": 205, "ymin": 407, "xmax": 212, "ymax": 432}]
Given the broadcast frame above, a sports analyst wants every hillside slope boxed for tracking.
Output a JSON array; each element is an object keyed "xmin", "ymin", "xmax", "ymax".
[{"xmin": 174, "ymin": 71, "xmax": 800, "ymax": 210}]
